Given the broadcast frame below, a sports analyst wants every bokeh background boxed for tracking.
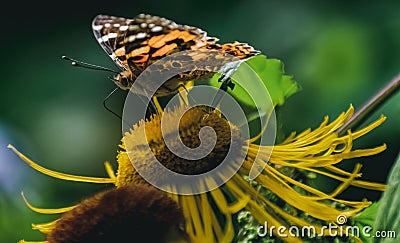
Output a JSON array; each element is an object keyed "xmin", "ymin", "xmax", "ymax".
[{"xmin": 1, "ymin": 1, "xmax": 399, "ymax": 242}]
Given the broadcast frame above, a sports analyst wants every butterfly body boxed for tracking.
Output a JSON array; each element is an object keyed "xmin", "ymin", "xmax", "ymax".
[{"xmin": 92, "ymin": 13, "xmax": 260, "ymax": 96}]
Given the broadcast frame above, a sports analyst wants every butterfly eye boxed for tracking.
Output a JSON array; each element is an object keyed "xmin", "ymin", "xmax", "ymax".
[{"xmin": 120, "ymin": 77, "xmax": 129, "ymax": 87}]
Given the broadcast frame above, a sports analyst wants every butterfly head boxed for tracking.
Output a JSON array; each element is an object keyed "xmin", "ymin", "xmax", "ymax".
[{"xmin": 113, "ymin": 70, "xmax": 132, "ymax": 90}]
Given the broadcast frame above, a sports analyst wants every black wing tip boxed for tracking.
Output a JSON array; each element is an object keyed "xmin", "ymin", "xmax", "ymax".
[
  {"xmin": 92, "ymin": 14, "xmax": 134, "ymax": 27},
  {"xmin": 92, "ymin": 14, "xmax": 111, "ymax": 24}
]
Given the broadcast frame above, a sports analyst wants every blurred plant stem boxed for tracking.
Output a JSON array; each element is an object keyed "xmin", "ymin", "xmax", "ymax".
[{"xmin": 337, "ymin": 73, "xmax": 400, "ymax": 135}]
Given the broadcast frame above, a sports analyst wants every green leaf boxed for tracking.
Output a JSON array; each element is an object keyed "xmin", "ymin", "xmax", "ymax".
[
  {"xmin": 353, "ymin": 202, "xmax": 380, "ymax": 243},
  {"xmin": 373, "ymin": 153, "xmax": 400, "ymax": 242},
  {"xmin": 209, "ymin": 55, "xmax": 301, "ymax": 107},
  {"xmin": 354, "ymin": 202, "xmax": 380, "ymax": 228},
  {"xmin": 247, "ymin": 55, "xmax": 300, "ymax": 106}
]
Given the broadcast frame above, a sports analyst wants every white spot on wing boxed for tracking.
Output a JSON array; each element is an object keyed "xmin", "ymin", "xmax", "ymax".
[
  {"xmin": 113, "ymin": 23, "xmax": 120, "ymax": 27},
  {"xmin": 128, "ymin": 35, "xmax": 136, "ymax": 42},
  {"xmin": 93, "ymin": 25, "xmax": 103, "ymax": 31},
  {"xmin": 101, "ymin": 36, "xmax": 109, "ymax": 42},
  {"xmin": 151, "ymin": 26, "xmax": 163, "ymax": 32},
  {"xmin": 161, "ymin": 20, "xmax": 171, "ymax": 26},
  {"xmin": 107, "ymin": 33, "xmax": 118, "ymax": 39},
  {"xmin": 169, "ymin": 23, "xmax": 179, "ymax": 28},
  {"xmin": 136, "ymin": 32, "xmax": 147, "ymax": 39},
  {"xmin": 105, "ymin": 23, "xmax": 111, "ymax": 28},
  {"xmin": 129, "ymin": 25, "xmax": 139, "ymax": 31},
  {"xmin": 140, "ymin": 23, "xmax": 147, "ymax": 28},
  {"xmin": 119, "ymin": 25, "xmax": 129, "ymax": 31}
]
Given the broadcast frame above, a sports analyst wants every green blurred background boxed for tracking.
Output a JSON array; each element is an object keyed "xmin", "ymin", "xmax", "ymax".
[{"xmin": 1, "ymin": 1, "xmax": 399, "ymax": 242}]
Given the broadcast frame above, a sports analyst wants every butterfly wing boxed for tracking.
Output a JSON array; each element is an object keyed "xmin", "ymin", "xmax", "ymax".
[
  {"xmin": 92, "ymin": 15, "xmax": 132, "ymax": 70},
  {"xmin": 92, "ymin": 13, "xmax": 217, "ymax": 78},
  {"xmin": 121, "ymin": 14, "xmax": 219, "ymax": 73},
  {"xmin": 92, "ymin": 13, "xmax": 259, "ymax": 94}
]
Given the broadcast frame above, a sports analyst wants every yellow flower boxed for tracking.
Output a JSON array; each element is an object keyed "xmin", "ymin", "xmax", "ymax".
[{"xmin": 9, "ymin": 105, "xmax": 386, "ymax": 243}]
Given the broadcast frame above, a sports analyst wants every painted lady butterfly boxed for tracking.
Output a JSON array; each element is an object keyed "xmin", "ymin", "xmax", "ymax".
[{"xmin": 92, "ymin": 13, "xmax": 260, "ymax": 96}]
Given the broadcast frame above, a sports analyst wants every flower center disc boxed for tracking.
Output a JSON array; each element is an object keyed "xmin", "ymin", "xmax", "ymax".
[{"xmin": 152, "ymin": 106, "xmax": 243, "ymax": 175}]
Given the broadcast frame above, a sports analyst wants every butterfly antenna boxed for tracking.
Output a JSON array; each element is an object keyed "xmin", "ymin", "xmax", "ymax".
[{"xmin": 62, "ymin": 55, "xmax": 119, "ymax": 74}]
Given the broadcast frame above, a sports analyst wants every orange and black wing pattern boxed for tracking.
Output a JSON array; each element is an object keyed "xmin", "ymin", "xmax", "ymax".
[
  {"xmin": 93, "ymin": 14, "xmax": 218, "ymax": 75},
  {"xmin": 92, "ymin": 13, "xmax": 260, "ymax": 94}
]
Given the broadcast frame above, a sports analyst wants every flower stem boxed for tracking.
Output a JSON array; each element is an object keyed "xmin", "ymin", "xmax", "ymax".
[{"xmin": 337, "ymin": 73, "xmax": 400, "ymax": 135}]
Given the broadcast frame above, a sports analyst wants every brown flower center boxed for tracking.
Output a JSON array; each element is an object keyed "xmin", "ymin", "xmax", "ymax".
[{"xmin": 124, "ymin": 106, "xmax": 246, "ymax": 178}]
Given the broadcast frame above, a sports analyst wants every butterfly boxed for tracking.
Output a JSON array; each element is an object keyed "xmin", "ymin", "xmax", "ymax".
[{"xmin": 91, "ymin": 13, "xmax": 260, "ymax": 97}]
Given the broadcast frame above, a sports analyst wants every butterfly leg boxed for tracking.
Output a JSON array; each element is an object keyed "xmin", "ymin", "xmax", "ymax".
[
  {"xmin": 140, "ymin": 88, "xmax": 161, "ymax": 115},
  {"xmin": 211, "ymin": 74, "xmax": 235, "ymax": 108},
  {"xmin": 218, "ymin": 74, "xmax": 236, "ymax": 91},
  {"xmin": 103, "ymin": 87, "xmax": 134, "ymax": 129},
  {"xmin": 176, "ymin": 81, "xmax": 197, "ymax": 106}
]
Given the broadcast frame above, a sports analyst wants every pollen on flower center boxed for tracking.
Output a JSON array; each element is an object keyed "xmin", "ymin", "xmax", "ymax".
[{"xmin": 123, "ymin": 106, "xmax": 246, "ymax": 178}]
